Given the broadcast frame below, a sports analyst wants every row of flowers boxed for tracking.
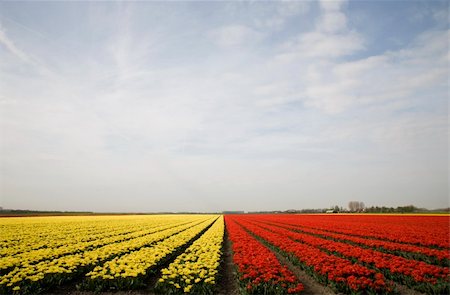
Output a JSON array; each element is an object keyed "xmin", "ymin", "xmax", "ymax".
[
  {"xmin": 262, "ymin": 219, "xmax": 449, "ymax": 266},
  {"xmin": 0, "ymin": 216, "xmax": 216, "ymax": 295},
  {"xmin": 0, "ymin": 215, "xmax": 185, "ymax": 257},
  {"xmin": 81, "ymin": 217, "xmax": 217, "ymax": 292},
  {"xmin": 155, "ymin": 216, "xmax": 225, "ymax": 294},
  {"xmin": 250, "ymin": 219, "xmax": 450, "ymax": 294},
  {"xmin": 253, "ymin": 214, "xmax": 450, "ymax": 249},
  {"xmin": 0, "ymin": 218, "xmax": 199, "ymax": 274},
  {"xmin": 233, "ymin": 217, "xmax": 393, "ymax": 294},
  {"xmin": 225, "ymin": 216, "xmax": 304, "ymax": 294}
]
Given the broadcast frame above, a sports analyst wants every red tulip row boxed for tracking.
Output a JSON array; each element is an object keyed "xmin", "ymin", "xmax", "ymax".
[
  {"xmin": 249, "ymin": 219, "xmax": 450, "ymax": 294},
  {"xmin": 262, "ymin": 219, "xmax": 449, "ymax": 265},
  {"xmin": 225, "ymin": 216, "xmax": 304, "ymax": 294},
  {"xmin": 230, "ymin": 216, "xmax": 393, "ymax": 294},
  {"xmin": 254, "ymin": 214, "xmax": 449, "ymax": 249}
]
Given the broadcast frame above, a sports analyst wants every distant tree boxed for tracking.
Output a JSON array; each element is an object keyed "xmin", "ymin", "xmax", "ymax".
[
  {"xmin": 348, "ymin": 201, "xmax": 358, "ymax": 212},
  {"xmin": 348, "ymin": 201, "xmax": 355, "ymax": 211},
  {"xmin": 397, "ymin": 205, "xmax": 416, "ymax": 213},
  {"xmin": 359, "ymin": 202, "xmax": 365, "ymax": 211},
  {"xmin": 365, "ymin": 205, "xmax": 421, "ymax": 213},
  {"xmin": 348, "ymin": 201, "xmax": 365, "ymax": 212}
]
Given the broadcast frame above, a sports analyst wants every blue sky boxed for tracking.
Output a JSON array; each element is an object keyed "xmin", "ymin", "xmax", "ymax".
[{"xmin": 0, "ymin": 1, "xmax": 448, "ymax": 212}]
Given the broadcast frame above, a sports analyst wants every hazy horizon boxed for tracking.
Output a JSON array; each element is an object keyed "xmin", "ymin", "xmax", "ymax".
[{"xmin": 1, "ymin": 1, "xmax": 448, "ymax": 212}]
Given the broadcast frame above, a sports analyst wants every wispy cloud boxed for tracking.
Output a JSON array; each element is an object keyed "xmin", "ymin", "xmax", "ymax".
[{"xmin": 0, "ymin": 25, "xmax": 32, "ymax": 63}]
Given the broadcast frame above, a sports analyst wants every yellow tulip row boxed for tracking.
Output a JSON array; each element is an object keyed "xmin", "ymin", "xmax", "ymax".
[
  {"xmin": 0, "ymin": 215, "xmax": 188, "ymax": 257},
  {"xmin": 82, "ymin": 216, "xmax": 218, "ymax": 291},
  {"xmin": 0, "ymin": 216, "xmax": 132, "ymax": 250},
  {"xmin": 0, "ymin": 215, "xmax": 213, "ymax": 294},
  {"xmin": 156, "ymin": 216, "xmax": 224, "ymax": 294},
  {"xmin": 0, "ymin": 217, "xmax": 194, "ymax": 272}
]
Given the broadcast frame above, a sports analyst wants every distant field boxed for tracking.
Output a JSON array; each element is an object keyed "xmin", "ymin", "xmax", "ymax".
[{"xmin": 1, "ymin": 214, "xmax": 448, "ymax": 294}]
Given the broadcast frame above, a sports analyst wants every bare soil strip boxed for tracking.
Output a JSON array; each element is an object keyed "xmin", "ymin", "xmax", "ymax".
[
  {"xmin": 392, "ymin": 281, "xmax": 426, "ymax": 295},
  {"xmin": 44, "ymin": 291, "xmax": 152, "ymax": 295},
  {"xmin": 270, "ymin": 250, "xmax": 337, "ymax": 295},
  {"xmin": 217, "ymin": 224, "xmax": 240, "ymax": 295}
]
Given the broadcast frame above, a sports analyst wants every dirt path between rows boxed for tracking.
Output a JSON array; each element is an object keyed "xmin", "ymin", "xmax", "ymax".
[
  {"xmin": 392, "ymin": 282, "xmax": 426, "ymax": 295},
  {"xmin": 217, "ymin": 226, "xmax": 240, "ymax": 295},
  {"xmin": 270, "ymin": 248, "xmax": 338, "ymax": 295}
]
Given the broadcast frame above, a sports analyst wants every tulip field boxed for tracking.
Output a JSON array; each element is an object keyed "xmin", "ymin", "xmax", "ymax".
[{"xmin": 0, "ymin": 214, "xmax": 449, "ymax": 294}]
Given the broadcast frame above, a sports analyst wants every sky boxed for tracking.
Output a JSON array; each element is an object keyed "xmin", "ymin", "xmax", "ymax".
[{"xmin": 0, "ymin": 0, "xmax": 448, "ymax": 212}]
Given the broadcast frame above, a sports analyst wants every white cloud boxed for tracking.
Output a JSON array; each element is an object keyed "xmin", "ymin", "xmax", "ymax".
[
  {"xmin": 318, "ymin": 0, "xmax": 348, "ymax": 33},
  {"xmin": 268, "ymin": 1, "xmax": 311, "ymax": 29},
  {"xmin": 208, "ymin": 24, "xmax": 263, "ymax": 48},
  {"xmin": 276, "ymin": 0, "xmax": 363, "ymax": 61},
  {"xmin": 319, "ymin": 0, "xmax": 346, "ymax": 12},
  {"xmin": 269, "ymin": 2, "xmax": 448, "ymax": 115},
  {"xmin": 300, "ymin": 29, "xmax": 448, "ymax": 114},
  {"xmin": 287, "ymin": 31, "xmax": 364, "ymax": 58},
  {"xmin": 319, "ymin": 11, "xmax": 347, "ymax": 33}
]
